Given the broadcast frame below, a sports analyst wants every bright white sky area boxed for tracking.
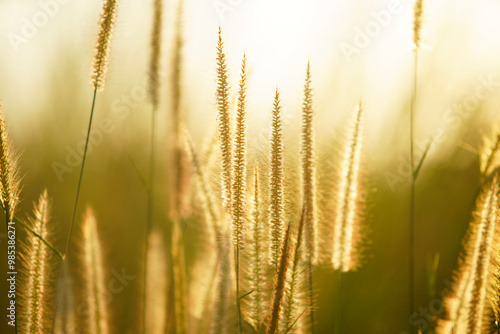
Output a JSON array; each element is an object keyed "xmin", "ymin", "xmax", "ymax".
[{"xmin": 1, "ymin": 0, "xmax": 500, "ymax": 162}]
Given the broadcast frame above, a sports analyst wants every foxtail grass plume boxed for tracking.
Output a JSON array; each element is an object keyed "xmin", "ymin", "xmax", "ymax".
[
  {"xmin": 19, "ymin": 190, "xmax": 53, "ymax": 333},
  {"xmin": 332, "ymin": 102, "xmax": 365, "ymax": 272},
  {"xmin": 171, "ymin": 0, "xmax": 184, "ymax": 124},
  {"xmin": 231, "ymin": 54, "xmax": 248, "ymax": 334},
  {"xmin": 269, "ymin": 88, "xmax": 285, "ymax": 268},
  {"xmin": 216, "ymin": 27, "xmax": 233, "ymax": 208},
  {"xmin": 413, "ymin": 0, "xmax": 424, "ymax": 50},
  {"xmin": 231, "ymin": 54, "xmax": 248, "ymax": 250},
  {"xmin": 145, "ymin": 231, "xmax": 167, "ymax": 333},
  {"xmin": 91, "ymin": 0, "xmax": 118, "ymax": 91},
  {"xmin": 169, "ymin": 13, "xmax": 188, "ymax": 328},
  {"xmin": 437, "ymin": 172, "xmax": 500, "ymax": 334},
  {"xmin": 144, "ymin": 0, "xmax": 163, "ymax": 331},
  {"xmin": 169, "ymin": 0, "xmax": 189, "ymax": 220},
  {"xmin": 301, "ymin": 61, "xmax": 318, "ymax": 263},
  {"xmin": 0, "ymin": 102, "xmax": 20, "ymax": 223},
  {"xmin": 246, "ymin": 169, "xmax": 267, "ymax": 329},
  {"xmin": 82, "ymin": 208, "xmax": 109, "ymax": 334},
  {"xmin": 148, "ymin": 0, "xmax": 163, "ymax": 108}
]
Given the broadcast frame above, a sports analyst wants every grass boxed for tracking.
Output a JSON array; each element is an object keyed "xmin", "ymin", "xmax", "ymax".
[
  {"xmin": 5, "ymin": 0, "xmax": 500, "ymax": 333},
  {"xmin": 410, "ymin": 2, "xmax": 424, "ymax": 332},
  {"xmin": 142, "ymin": 0, "xmax": 163, "ymax": 331}
]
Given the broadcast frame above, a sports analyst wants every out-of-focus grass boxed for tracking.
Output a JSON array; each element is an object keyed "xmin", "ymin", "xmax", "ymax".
[{"xmin": 1, "ymin": 0, "xmax": 500, "ymax": 333}]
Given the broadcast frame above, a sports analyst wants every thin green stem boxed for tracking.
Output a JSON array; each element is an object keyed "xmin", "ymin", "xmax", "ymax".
[
  {"xmin": 409, "ymin": 50, "xmax": 418, "ymax": 334},
  {"xmin": 142, "ymin": 103, "xmax": 158, "ymax": 333},
  {"xmin": 0, "ymin": 202, "xmax": 62, "ymax": 259},
  {"xmin": 239, "ymin": 289, "xmax": 254, "ymax": 300},
  {"xmin": 413, "ymin": 135, "xmax": 434, "ymax": 180},
  {"xmin": 66, "ymin": 87, "xmax": 98, "ymax": 258},
  {"xmin": 50, "ymin": 86, "xmax": 98, "ymax": 334},
  {"xmin": 335, "ymin": 271, "xmax": 343, "ymax": 334}
]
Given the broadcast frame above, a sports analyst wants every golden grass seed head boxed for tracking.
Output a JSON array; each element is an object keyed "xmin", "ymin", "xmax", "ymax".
[
  {"xmin": 149, "ymin": 0, "xmax": 163, "ymax": 108},
  {"xmin": 438, "ymin": 172, "xmax": 500, "ymax": 333},
  {"xmin": 0, "ymin": 102, "xmax": 20, "ymax": 222},
  {"xmin": 19, "ymin": 190, "xmax": 53, "ymax": 334},
  {"xmin": 231, "ymin": 54, "xmax": 248, "ymax": 249},
  {"xmin": 216, "ymin": 27, "xmax": 233, "ymax": 208},
  {"xmin": 91, "ymin": 0, "xmax": 118, "ymax": 91},
  {"xmin": 301, "ymin": 61, "xmax": 318, "ymax": 263},
  {"xmin": 245, "ymin": 168, "xmax": 269, "ymax": 328},
  {"xmin": 413, "ymin": 0, "xmax": 424, "ymax": 50},
  {"xmin": 269, "ymin": 88, "xmax": 285, "ymax": 268},
  {"xmin": 332, "ymin": 102, "xmax": 365, "ymax": 272}
]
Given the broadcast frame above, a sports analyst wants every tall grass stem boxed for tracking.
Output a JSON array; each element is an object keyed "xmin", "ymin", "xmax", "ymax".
[
  {"xmin": 409, "ymin": 50, "xmax": 419, "ymax": 334},
  {"xmin": 51, "ymin": 87, "xmax": 98, "ymax": 333}
]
